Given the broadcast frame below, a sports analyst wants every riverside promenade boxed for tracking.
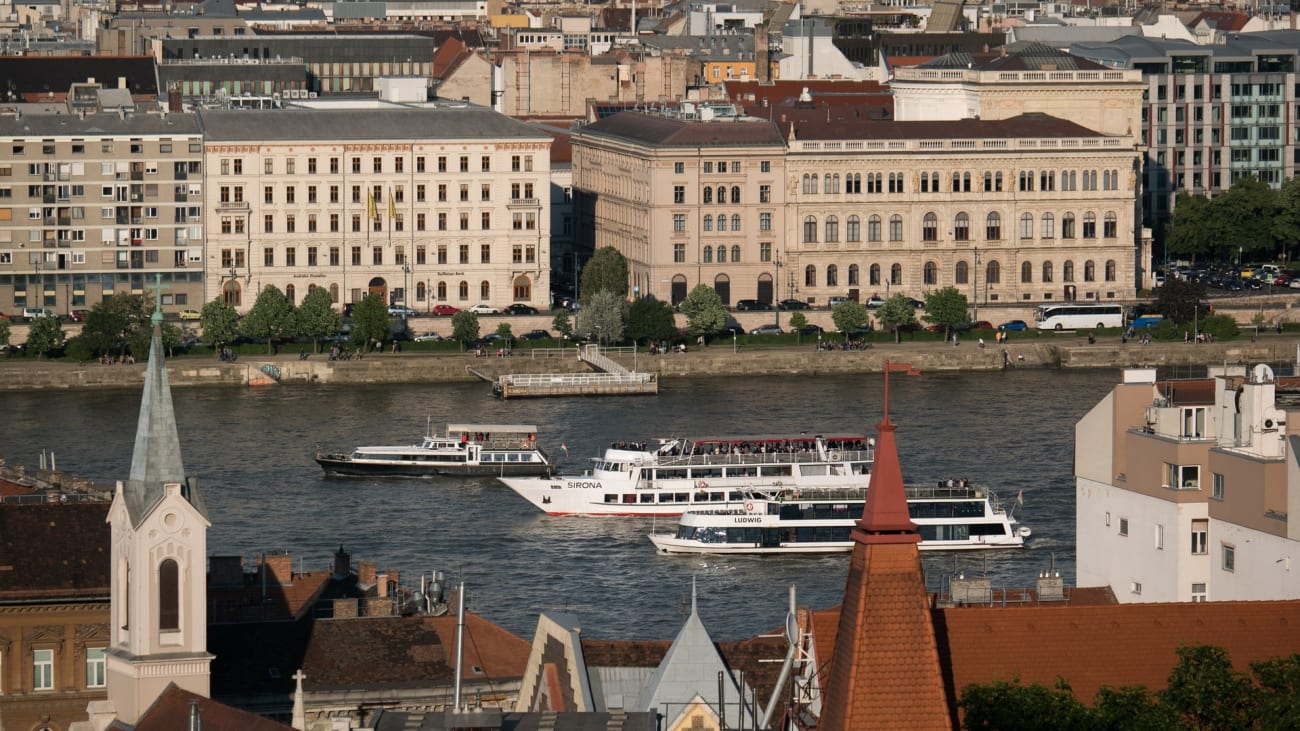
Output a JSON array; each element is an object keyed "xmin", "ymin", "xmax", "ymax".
[{"xmin": 2, "ymin": 333, "xmax": 1298, "ymax": 391}]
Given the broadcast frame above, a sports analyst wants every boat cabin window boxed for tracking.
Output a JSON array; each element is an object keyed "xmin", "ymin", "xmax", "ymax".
[
  {"xmin": 673, "ymin": 492, "xmax": 690, "ymax": 502},
  {"xmin": 691, "ymin": 468, "xmax": 723, "ymax": 479},
  {"xmin": 655, "ymin": 469, "xmax": 688, "ymax": 480},
  {"xmin": 760, "ymin": 465, "xmax": 793, "ymax": 477},
  {"xmin": 725, "ymin": 466, "xmax": 758, "ymax": 478},
  {"xmin": 728, "ymin": 491, "xmax": 746, "ymax": 501},
  {"xmin": 800, "ymin": 465, "xmax": 831, "ymax": 477},
  {"xmin": 640, "ymin": 494, "xmax": 655, "ymax": 503}
]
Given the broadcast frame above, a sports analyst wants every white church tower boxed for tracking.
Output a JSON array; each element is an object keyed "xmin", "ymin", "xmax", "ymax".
[{"xmin": 104, "ymin": 298, "xmax": 213, "ymax": 725}]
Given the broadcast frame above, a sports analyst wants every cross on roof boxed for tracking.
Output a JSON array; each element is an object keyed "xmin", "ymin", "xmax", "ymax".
[{"xmin": 146, "ymin": 273, "xmax": 170, "ymax": 327}]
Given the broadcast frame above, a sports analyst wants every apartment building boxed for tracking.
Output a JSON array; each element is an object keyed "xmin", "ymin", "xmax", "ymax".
[
  {"xmin": 199, "ymin": 105, "xmax": 552, "ymax": 312},
  {"xmin": 1076, "ymin": 366, "xmax": 1300, "ymax": 603},
  {"xmin": 1071, "ymin": 31, "xmax": 1300, "ymax": 237},
  {"xmin": 0, "ymin": 110, "xmax": 206, "ymax": 317},
  {"xmin": 572, "ymin": 106, "xmax": 1141, "ymax": 307}
]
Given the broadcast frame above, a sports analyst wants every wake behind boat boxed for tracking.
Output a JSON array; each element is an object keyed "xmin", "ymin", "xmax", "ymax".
[
  {"xmin": 648, "ymin": 482, "xmax": 1029, "ymax": 553},
  {"xmin": 497, "ymin": 433, "xmax": 874, "ymax": 516},
  {"xmin": 316, "ymin": 423, "xmax": 552, "ymax": 478}
]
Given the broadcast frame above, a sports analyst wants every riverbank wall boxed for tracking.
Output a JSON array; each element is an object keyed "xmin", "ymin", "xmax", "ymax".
[{"xmin": 3, "ymin": 337, "xmax": 1298, "ymax": 391}]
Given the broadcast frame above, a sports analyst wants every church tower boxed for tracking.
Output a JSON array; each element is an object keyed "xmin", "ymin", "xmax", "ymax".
[
  {"xmin": 818, "ymin": 363, "xmax": 951, "ymax": 730},
  {"xmin": 104, "ymin": 301, "xmax": 213, "ymax": 725}
]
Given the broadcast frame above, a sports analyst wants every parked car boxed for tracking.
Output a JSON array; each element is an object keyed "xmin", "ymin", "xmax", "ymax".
[
  {"xmin": 778, "ymin": 299, "xmax": 809, "ymax": 311},
  {"xmin": 735, "ymin": 299, "xmax": 772, "ymax": 311},
  {"xmin": 828, "ymin": 296, "xmax": 853, "ymax": 308},
  {"xmin": 908, "ymin": 298, "xmax": 926, "ymax": 309},
  {"xmin": 388, "ymin": 305, "xmax": 419, "ymax": 318},
  {"xmin": 431, "ymin": 304, "xmax": 460, "ymax": 316},
  {"xmin": 998, "ymin": 320, "xmax": 1029, "ymax": 331},
  {"xmin": 519, "ymin": 329, "xmax": 552, "ymax": 340},
  {"xmin": 178, "ymin": 309, "xmax": 202, "ymax": 321},
  {"xmin": 413, "ymin": 332, "xmax": 442, "ymax": 342},
  {"xmin": 865, "ymin": 296, "xmax": 886, "ymax": 308},
  {"xmin": 955, "ymin": 320, "xmax": 995, "ymax": 332},
  {"xmin": 505, "ymin": 303, "xmax": 540, "ymax": 316},
  {"xmin": 798, "ymin": 324, "xmax": 825, "ymax": 335},
  {"xmin": 22, "ymin": 307, "xmax": 57, "ymax": 321},
  {"xmin": 468, "ymin": 303, "xmax": 500, "ymax": 315},
  {"xmin": 68, "ymin": 309, "xmax": 90, "ymax": 322},
  {"xmin": 749, "ymin": 324, "xmax": 784, "ymax": 335}
]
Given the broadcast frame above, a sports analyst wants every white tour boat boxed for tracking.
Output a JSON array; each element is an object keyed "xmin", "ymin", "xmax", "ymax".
[
  {"xmin": 316, "ymin": 423, "xmax": 552, "ymax": 477},
  {"xmin": 497, "ymin": 434, "xmax": 874, "ymax": 516},
  {"xmin": 647, "ymin": 483, "xmax": 1030, "ymax": 553}
]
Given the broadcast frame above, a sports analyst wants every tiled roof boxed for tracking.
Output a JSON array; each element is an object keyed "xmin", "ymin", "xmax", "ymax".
[
  {"xmin": 939, "ymin": 600, "xmax": 1300, "ymax": 708},
  {"xmin": 135, "ymin": 684, "xmax": 293, "ymax": 731},
  {"xmin": 0, "ymin": 501, "xmax": 110, "ymax": 600},
  {"xmin": 431, "ymin": 36, "xmax": 473, "ymax": 82},
  {"xmin": 1190, "ymin": 10, "xmax": 1252, "ymax": 31},
  {"xmin": 578, "ymin": 112, "xmax": 787, "ymax": 148},
  {"xmin": 577, "ymin": 637, "xmax": 789, "ymax": 705},
  {"xmin": 207, "ymin": 568, "xmax": 333, "ymax": 623},
  {"xmin": 786, "ymin": 114, "xmax": 1103, "ymax": 142}
]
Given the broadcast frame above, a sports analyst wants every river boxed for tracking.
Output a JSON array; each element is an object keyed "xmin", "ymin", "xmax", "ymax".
[{"xmin": 4, "ymin": 368, "xmax": 1118, "ymax": 640}]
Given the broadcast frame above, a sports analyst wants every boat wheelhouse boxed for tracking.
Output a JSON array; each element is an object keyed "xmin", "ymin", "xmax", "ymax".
[
  {"xmin": 316, "ymin": 423, "xmax": 552, "ymax": 477},
  {"xmin": 497, "ymin": 433, "xmax": 874, "ymax": 516},
  {"xmin": 648, "ymin": 483, "xmax": 1029, "ymax": 553}
]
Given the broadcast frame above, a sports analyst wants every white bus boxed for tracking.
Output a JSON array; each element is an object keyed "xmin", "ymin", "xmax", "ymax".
[{"xmin": 1033, "ymin": 304, "xmax": 1125, "ymax": 331}]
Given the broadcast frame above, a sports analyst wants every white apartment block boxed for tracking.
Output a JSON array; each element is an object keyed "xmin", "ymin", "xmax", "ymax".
[
  {"xmin": 199, "ymin": 106, "xmax": 552, "ymax": 313},
  {"xmin": 572, "ymin": 109, "xmax": 1142, "ymax": 307},
  {"xmin": 0, "ymin": 110, "xmax": 206, "ymax": 317},
  {"xmin": 1076, "ymin": 366, "xmax": 1300, "ymax": 604}
]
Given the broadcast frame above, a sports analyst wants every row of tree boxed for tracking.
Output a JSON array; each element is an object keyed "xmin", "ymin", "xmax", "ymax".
[
  {"xmin": 959, "ymin": 645, "xmax": 1300, "ymax": 730},
  {"xmin": 1166, "ymin": 177, "xmax": 1300, "ymax": 264}
]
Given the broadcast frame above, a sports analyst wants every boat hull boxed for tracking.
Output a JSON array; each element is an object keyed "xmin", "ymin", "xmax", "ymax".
[
  {"xmin": 316, "ymin": 456, "xmax": 551, "ymax": 478},
  {"xmin": 647, "ymin": 534, "xmax": 1025, "ymax": 554}
]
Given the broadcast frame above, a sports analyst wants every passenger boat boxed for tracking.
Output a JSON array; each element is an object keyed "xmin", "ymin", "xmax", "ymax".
[
  {"xmin": 315, "ymin": 423, "xmax": 552, "ymax": 477},
  {"xmin": 647, "ymin": 483, "xmax": 1030, "ymax": 553},
  {"xmin": 497, "ymin": 434, "xmax": 874, "ymax": 516}
]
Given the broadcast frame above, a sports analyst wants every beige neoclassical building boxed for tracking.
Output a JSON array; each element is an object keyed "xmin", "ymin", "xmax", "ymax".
[
  {"xmin": 573, "ymin": 108, "xmax": 1143, "ymax": 309},
  {"xmin": 200, "ymin": 107, "xmax": 552, "ymax": 313}
]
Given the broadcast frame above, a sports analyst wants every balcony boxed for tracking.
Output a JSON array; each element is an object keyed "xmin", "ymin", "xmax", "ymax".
[
  {"xmin": 508, "ymin": 198, "xmax": 540, "ymax": 209},
  {"xmin": 217, "ymin": 201, "xmax": 250, "ymax": 213}
]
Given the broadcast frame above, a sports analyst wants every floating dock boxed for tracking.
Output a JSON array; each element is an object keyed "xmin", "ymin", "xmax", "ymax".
[{"xmin": 484, "ymin": 344, "xmax": 659, "ymax": 398}]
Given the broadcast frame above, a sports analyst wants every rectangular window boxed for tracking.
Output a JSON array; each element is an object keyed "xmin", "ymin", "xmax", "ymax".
[
  {"xmin": 1191, "ymin": 519, "xmax": 1208, "ymax": 555},
  {"xmin": 1118, "ymin": 517, "xmax": 1129, "ymax": 537},
  {"xmin": 1222, "ymin": 544, "xmax": 1235, "ymax": 572},
  {"xmin": 459, "ymin": 244, "xmax": 469, "ymax": 264},
  {"xmin": 1181, "ymin": 407, "xmax": 1207, "ymax": 438},
  {"xmin": 33, "ymin": 649, "xmax": 53, "ymax": 690},
  {"xmin": 1191, "ymin": 583, "xmax": 1207, "ymax": 602},
  {"xmin": 674, "ymin": 243, "xmax": 685, "ymax": 263},
  {"xmin": 307, "ymin": 247, "xmax": 318, "ymax": 266},
  {"xmin": 673, "ymin": 214, "xmax": 686, "ymax": 232},
  {"xmin": 86, "ymin": 647, "xmax": 106, "ymax": 688},
  {"xmin": 674, "ymin": 162, "xmax": 685, "ymax": 174},
  {"xmin": 674, "ymin": 185, "xmax": 685, "ymax": 204},
  {"xmin": 1212, "ymin": 473, "xmax": 1224, "ymax": 500},
  {"xmin": 1165, "ymin": 463, "xmax": 1200, "ymax": 490},
  {"xmin": 1155, "ymin": 523, "xmax": 1164, "ymax": 550}
]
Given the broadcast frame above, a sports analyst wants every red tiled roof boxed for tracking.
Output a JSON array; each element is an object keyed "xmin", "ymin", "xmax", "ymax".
[
  {"xmin": 1190, "ymin": 10, "xmax": 1251, "ymax": 31},
  {"xmin": 0, "ymin": 501, "xmax": 110, "ymax": 600},
  {"xmin": 135, "ymin": 684, "xmax": 293, "ymax": 731},
  {"xmin": 431, "ymin": 36, "xmax": 474, "ymax": 82},
  {"xmin": 207, "ymin": 569, "xmax": 331, "ymax": 623}
]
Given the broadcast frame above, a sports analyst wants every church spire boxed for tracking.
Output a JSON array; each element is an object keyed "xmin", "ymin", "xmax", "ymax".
[{"xmin": 817, "ymin": 362, "xmax": 950, "ymax": 730}]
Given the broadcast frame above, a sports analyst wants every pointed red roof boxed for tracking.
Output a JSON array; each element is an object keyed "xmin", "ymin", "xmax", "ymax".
[{"xmin": 818, "ymin": 363, "xmax": 951, "ymax": 730}]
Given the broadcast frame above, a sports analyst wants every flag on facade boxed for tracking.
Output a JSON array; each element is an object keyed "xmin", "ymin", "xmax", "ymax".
[
  {"xmin": 387, "ymin": 188, "xmax": 396, "ymax": 219},
  {"xmin": 367, "ymin": 192, "xmax": 378, "ymax": 221}
]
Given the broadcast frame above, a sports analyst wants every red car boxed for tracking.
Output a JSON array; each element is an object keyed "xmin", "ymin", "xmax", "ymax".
[
  {"xmin": 431, "ymin": 304, "xmax": 460, "ymax": 316},
  {"xmin": 68, "ymin": 309, "xmax": 90, "ymax": 322}
]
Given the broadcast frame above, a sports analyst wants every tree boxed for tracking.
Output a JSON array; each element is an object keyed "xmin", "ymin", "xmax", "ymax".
[
  {"xmin": 495, "ymin": 322, "xmax": 514, "ymax": 349},
  {"xmin": 1200, "ymin": 313, "xmax": 1239, "ymax": 340},
  {"xmin": 1251, "ymin": 655, "xmax": 1300, "ymax": 730},
  {"xmin": 626, "ymin": 298, "xmax": 677, "ymax": 345},
  {"xmin": 679, "ymin": 284, "xmax": 727, "ymax": 338},
  {"xmin": 1090, "ymin": 686, "xmax": 1181, "ymax": 731},
  {"xmin": 349, "ymin": 292, "xmax": 390, "ymax": 351},
  {"xmin": 199, "ymin": 298, "xmax": 240, "ymax": 349},
  {"xmin": 876, "ymin": 294, "xmax": 918, "ymax": 343},
  {"xmin": 240, "ymin": 286, "xmax": 295, "ymax": 354},
  {"xmin": 552, "ymin": 308, "xmax": 574, "ymax": 340},
  {"xmin": 830, "ymin": 300, "xmax": 869, "ymax": 341},
  {"xmin": 788, "ymin": 311, "xmax": 809, "ymax": 342},
  {"xmin": 959, "ymin": 678, "xmax": 1091, "ymax": 731},
  {"xmin": 128, "ymin": 322, "xmax": 183, "ymax": 360},
  {"xmin": 294, "ymin": 287, "xmax": 342, "ymax": 353},
  {"xmin": 1165, "ymin": 193, "xmax": 1224, "ymax": 262},
  {"xmin": 1274, "ymin": 176, "xmax": 1300, "ymax": 262},
  {"xmin": 450, "ymin": 310, "xmax": 480, "ymax": 350},
  {"xmin": 80, "ymin": 294, "xmax": 149, "ymax": 358},
  {"xmin": 0, "ymin": 318, "xmax": 10, "ymax": 352},
  {"xmin": 1217, "ymin": 177, "xmax": 1280, "ymax": 262},
  {"xmin": 1160, "ymin": 645, "xmax": 1258, "ymax": 731},
  {"xmin": 576, "ymin": 289, "xmax": 626, "ymax": 345},
  {"xmin": 579, "ymin": 246, "xmax": 630, "ymax": 304},
  {"xmin": 1155, "ymin": 277, "xmax": 1206, "ymax": 325},
  {"xmin": 923, "ymin": 286, "xmax": 970, "ymax": 337},
  {"xmin": 26, "ymin": 314, "xmax": 65, "ymax": 360}
]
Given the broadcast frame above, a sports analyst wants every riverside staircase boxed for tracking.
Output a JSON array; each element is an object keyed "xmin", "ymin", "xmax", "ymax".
[{"xmin": 490, "ymin": 344, "xmax": 658, "ymax": 398}]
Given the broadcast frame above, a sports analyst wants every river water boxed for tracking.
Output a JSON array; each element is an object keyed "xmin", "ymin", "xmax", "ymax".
[{"xmin": 4, "ymin": 368, "xmax": 1118, "ymax": 640}]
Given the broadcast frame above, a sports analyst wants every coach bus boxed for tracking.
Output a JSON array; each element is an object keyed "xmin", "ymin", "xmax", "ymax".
[{"xmin": 1033, "ymin": 303, "xmax": 1125, "ymax": 331}]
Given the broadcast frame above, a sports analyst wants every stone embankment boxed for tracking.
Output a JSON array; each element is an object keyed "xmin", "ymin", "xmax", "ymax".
[{"xmin": 2, "ymin": 336, "xmax": 1298, "ymax": 391}]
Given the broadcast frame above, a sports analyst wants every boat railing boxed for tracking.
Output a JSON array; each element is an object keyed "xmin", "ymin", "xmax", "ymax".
[{"xmin": 654, "ymin": 447, "xmax": 875, "ymax": 467}]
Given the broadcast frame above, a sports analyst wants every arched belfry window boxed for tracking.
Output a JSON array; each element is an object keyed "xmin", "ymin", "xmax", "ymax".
[{"xmin": 159, "ymin": 559, "xmax": 179, "ymax": 632}]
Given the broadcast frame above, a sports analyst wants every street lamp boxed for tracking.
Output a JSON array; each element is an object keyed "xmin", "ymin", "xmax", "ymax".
[
  {"xmin": 402, "ymin": 263, "xmax": 411, "ymax": 305},
  {"xmin": 774, "ymin": 252, "xmax": 783, "ymax": 329}
]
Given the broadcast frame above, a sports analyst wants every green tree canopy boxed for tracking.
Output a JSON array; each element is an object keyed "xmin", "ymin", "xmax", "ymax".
[
  {"xmin": 350, "ymin": 292, "xmax": 391, "ymax": 350},
  {"xmin": 495, "ymin": 321, "xmax": 514, "ymax": 346},
  {"xmin": 876, "ymin": 294, "xmax": 919, "ymax": 342},
  {"xmin": 450, "ymin": 310, "xmax": 480, "ymax": 350},
  {"xmin": 923, "ymin": 286, "xmax": 970, "ymax": 337},
  {"xmin": 551, "ymin": 308, "xmax": 574, "ymax": 340},
  {"xmin": 1217, "ymin": 177, "xmax": 1280, "ymax": 262},
  {"xmin": 80, "ymin": 294, "xmax": 149, "ymax": 357},
  {"xmin": 128, "ymin": 322, "xmax": 183, "ymax": 360},
  {"xmin": 1160, "ymin": 645, "xmax": 1259, "ymax": 730},
  {"xmin": 577, "ymin": 290, "xmax": 626, "ymax": 345},
  {"xmin": 1166, "ymin": 193, "xmax": 1229, "ymax": 262},
  {"xmin": 294, "ymin": 287, "xmax": 342, "ymax": 353},
  {"xmin": 679, "ymin": 284, "xmax": 727, "ymax": 337},
  {"xmin": 240, "ymin": 286, "xmax": 294, "ymax": 353},
  {"xmin": 1252, "ymin": 654, "xmax": 1300, "ymax": 729},
  {"xmin": 199, "ymin": 298, "xmax": 240, "ymax": 348},
  {"xmin": 787, "ymin": 311, "xmax": 809, "ymax": 341},
  {"xmin": 1155, "ymin": 278, "xmax": 1207, "ymax": 325},
  {"xmin": 0, "ymin": 318, "xmax": 10, "ymax": 352},
  {"xmin": 626, "ymin": 298, "xmax": 677, "ymax": 344},
  {"xmin": 830, "ymin": 300, "xmax": 869, "ymax": 340},
  {"xmin": 579, "ymin": 246, "xmax": 630, "ymax": 304},
  {"xmin": 26, "ymin": 314, "xmax": 65, "ymax": 360}
]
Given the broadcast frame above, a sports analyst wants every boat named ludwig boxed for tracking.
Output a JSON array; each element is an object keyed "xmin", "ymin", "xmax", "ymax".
[
  {"xmin": 498, "ymin": 433, "xmax": 874, "ymax": 516},
  {"xmin": 316, "ymin": 423, "xmax": 551, "ymax": 477},
  {"xmin": 648, "ymin": 483, "xmax": 1029, "ymax": 553}
]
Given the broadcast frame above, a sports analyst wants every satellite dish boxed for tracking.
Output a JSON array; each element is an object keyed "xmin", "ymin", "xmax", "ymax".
[
  {"xmin": 1254, "ymin": 363, "xmax": 1275, "ymax": 383},
  {"xmin": 784, "ymin": 611, "xmax": 799, "ymax": 645}
]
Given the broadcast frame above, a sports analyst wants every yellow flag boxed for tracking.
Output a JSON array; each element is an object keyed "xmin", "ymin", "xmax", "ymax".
[
  {"xmin": 388, "ymin": 188, "xmax": 396, "ymax": 219},
  {"xmin": 367, "ymin": 192, "xmax": 377, "ymax": 221}
]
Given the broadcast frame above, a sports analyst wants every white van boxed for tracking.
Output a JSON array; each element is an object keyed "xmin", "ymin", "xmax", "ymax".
[{"xmin": 22, "ymin": 307, "xmax": 57, "ymax": 321}]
